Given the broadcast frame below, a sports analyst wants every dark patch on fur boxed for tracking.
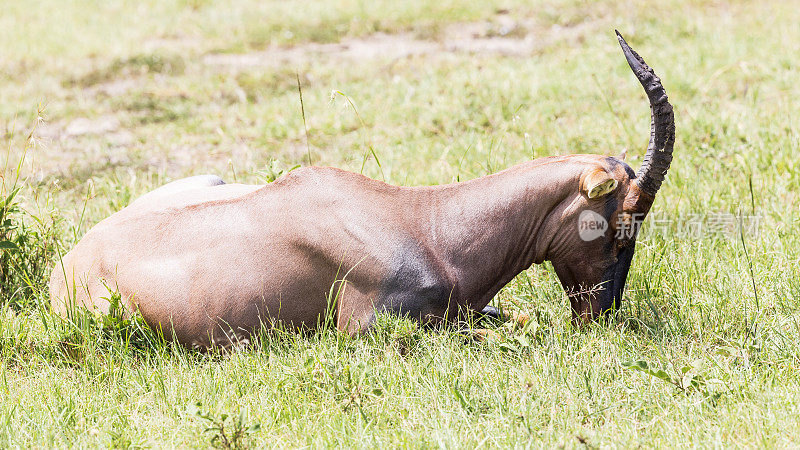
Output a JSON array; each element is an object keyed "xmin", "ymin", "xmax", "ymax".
[{"xmin": 378, "ymin": 243, "xmax": 454, "ymax": 322}]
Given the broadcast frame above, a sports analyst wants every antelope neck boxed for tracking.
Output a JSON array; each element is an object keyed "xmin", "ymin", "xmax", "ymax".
[{"xmin": 415, "ymin": 158, "xmax": 582, "ymax": 309}]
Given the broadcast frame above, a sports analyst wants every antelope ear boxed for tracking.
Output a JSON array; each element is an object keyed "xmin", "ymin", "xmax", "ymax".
[{"xmin": 582, "ymin": 168, "xmax": 619, "ymax": 199}]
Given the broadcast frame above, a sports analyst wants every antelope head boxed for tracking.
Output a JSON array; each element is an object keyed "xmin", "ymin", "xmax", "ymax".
[{"xmin": 542, "ymin": 31, "xmax": 675, "ymax": 321}]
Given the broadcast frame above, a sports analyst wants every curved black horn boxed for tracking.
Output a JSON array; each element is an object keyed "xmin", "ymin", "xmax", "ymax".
[{"xmin": 616, "ymin": 30, "xmax": 675, "ymax": 198}]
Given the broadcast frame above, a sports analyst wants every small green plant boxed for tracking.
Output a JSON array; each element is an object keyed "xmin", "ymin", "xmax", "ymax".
[
  {"xmin": 256, "ymin": 158, "xmax": 300, "ymax": 183},
  {"xmin": 622, "ymin": 359, "xmax": 727, "ymax": 401},
  {"xmin": 98, "ymin": 282, "xmax": 164, "ymax": 351},
  {"xmin": 56, "ymin": 282, "xmax": 166, "ymax": 363},
  {"xmin": 190, "ymin": 403, "xmax": 261, "ymax": 450},
  {"xmin": 369, "ymin": 314, "xmax": 423, "ymax": 356},
  {"xmin": 1, "ymin": 112, "xmax": 60, "ymax": 310},
  {"xmin": 497, "ymin": 333, "xmax": 532, "ymax": 354}
]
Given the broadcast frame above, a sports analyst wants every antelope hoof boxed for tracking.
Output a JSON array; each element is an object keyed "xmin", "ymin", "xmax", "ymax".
[{"xmin": 479, "ymin": 305, "xmax": 503, "ymax": 320}]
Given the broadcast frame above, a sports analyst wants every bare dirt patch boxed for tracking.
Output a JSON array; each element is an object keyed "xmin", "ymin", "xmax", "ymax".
[
  {"xmin": 37, "ymin": 115, "xmax": 130, "ymax": 141},
  {"xmin": 63, "ymin": 116, "xmax": 120, "ymax": 137},
  {"xmin": 87, "ymin": 78, "xmax": 142, "ymax": 97},
  {"xmin": 203, "ymin": 19, "xmax": 598, "ymax": 68}
]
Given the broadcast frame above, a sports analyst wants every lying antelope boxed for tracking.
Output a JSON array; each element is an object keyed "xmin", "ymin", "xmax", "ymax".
[{"xmin": 50, "ymin": 32, "xmax": 675, "ymax": 348}]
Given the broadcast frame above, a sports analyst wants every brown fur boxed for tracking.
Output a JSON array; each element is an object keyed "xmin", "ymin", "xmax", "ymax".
[{"xmin": 50, "ymin": 155, "xmax": 641, "ymax": 347}]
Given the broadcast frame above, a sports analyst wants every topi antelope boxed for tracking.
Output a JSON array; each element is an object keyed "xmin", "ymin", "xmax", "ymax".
[{"xmin": 50, "ymin": 32, "xmax": 674, "ymax": 348}]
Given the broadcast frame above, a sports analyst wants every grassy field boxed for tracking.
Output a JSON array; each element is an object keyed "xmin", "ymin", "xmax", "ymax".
[{"xmin": 2, "ymin": 0, "xmax": 800, "ymax": 447}]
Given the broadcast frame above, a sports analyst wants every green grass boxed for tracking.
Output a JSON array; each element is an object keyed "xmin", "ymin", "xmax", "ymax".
[{"xmin": 2, "ymin": 0, "xmax": 800, "ymax": 446}]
